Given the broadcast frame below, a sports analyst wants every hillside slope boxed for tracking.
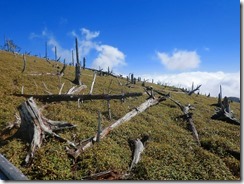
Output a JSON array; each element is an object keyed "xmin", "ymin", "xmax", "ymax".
[{"xmin": 0, "ymin": 50, "xmax": 240, "ymax": 180}]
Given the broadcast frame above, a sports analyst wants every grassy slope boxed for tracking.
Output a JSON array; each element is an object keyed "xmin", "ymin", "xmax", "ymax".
[{"xmin": 0, "ymin": 50, "xmax": 240, "ymax": 180}]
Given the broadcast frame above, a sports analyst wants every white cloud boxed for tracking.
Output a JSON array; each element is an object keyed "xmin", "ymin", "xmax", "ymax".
[
  {"xmin": 81, "ymin": 28, "xmax": 100, "ymax": 40},
  {"xmin": 141, "ymin": 71, "xmax": 240, "ymax": 98},
  {"xmin": 156, "ymin": 49, "xmax": 201, "ymax": 71},
  {"xmin": 29, "ymin": 28, "xmax": 126, "ymax": 69},
  {"xmin": 92, "ymin": 45, "xmax": 126, "ymax": 70}
]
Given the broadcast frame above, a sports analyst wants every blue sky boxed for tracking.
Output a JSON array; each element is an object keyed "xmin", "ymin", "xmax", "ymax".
[{"xmin": 0, "ymin": 0, "xmax": 240, "ymax": 97}]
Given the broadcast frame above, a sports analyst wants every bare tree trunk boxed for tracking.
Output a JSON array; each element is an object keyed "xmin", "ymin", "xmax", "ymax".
[
  {"xmin": 67, "ymin": 96, "xmax": 166, "ymax": 160},
  {"xmin": 73, "ymin": 37, "xmax": 81, "ymax": 85},
  {"xmin": 21, "ymin": 54, "xmax": 26, "ymax": 73}
]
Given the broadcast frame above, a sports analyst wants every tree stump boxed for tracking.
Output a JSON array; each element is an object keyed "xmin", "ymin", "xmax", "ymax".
[{"xmin": 13, "ymin": 97, "xmax": 76, "ymax": 167}]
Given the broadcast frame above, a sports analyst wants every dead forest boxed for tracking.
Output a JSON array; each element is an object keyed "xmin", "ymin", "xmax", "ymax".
[{"xmin": 0, "ymin": 39, "xmax": 241, "ymax": 180}]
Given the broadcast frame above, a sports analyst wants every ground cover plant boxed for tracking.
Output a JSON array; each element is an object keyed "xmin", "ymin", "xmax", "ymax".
[{"xmin": 0, "ymin": 50, "xmax": 240, "ymax": 180}]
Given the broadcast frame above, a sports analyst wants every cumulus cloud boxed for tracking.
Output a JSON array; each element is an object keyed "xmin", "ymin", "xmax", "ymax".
[
  {"xmin": 156, "ymin": 49, "xmax": 201, "ymax": 71},
  {"xmin": 141, "ymin": 71, "xmax": 240, "ymax": 98},
  {"xmin": 29, "ymin": 27, "xmax": 126, "ymax": 69},
  {"xmin": 81, "ymin": 28, "xmax": 100, "ymax": 40},
  {"xmin": 92, "ymin": 45, "xmax": 126, "ymax": 70}
]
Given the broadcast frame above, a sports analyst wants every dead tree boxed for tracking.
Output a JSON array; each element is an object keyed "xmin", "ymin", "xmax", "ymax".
[
  {"xmin": 22, "ymin": 54, "xmax": 26, "ymax": 73},
  {"xmin": 169, "ymin": 97, "xmax": 201, "ymax": 146},
  {"xmin": 73, "ymin": 37, "xmax": 81, "ymax": 85},
  {"xmin": 67, "ymin": 96, "xmax": 166, "ymax": 160},
  {"xmin": 1, "ymin": 97, "xmax": 76, "ymax": 167},
  {"xmin": 211, "ymin": 96, "xmax": 240, "ymax": 125},
  {"xmin": 218, "ymin": 85, "xmax": 222, "ymax": 107},
  {"xmin": 129, "ymin": 135, "xmax": 149, "ymax": 170},
  {"xmin": 188, "ymin": 84, "xmax": 202, "ymax": 96},
  {"xmin": 14, "ymin": 92, "xmax": 143, "ymax": 103},
  {"xmin": 83, "ymin": 57, "xmax": 86, "ymax": 69},
  {"xmin": 58, "ymin": 60, "xmax": 66, "ymax": 77},
  {"xmin": 72, "ymin": 50, "xmax": 74, "ymax": 66}
]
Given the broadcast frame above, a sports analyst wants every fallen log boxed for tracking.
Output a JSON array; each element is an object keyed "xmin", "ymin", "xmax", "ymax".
[
  {"xmin": 13, "ymin": 92, "xmax": 143, "ymax": 103},
  {"xmin": 0, "ymin": 154, "xmax": 28, "ymax": 180},
  {"xmin": 169, "ymin": 97, "xmax": 201, "ymax": 146},
  {"xmin": 4, "ymin": 97, "xmax": 77, "ymax": 167},
  {"xmin": 67, "ymin": 96, "xmax": 165, "ymax": 160}
]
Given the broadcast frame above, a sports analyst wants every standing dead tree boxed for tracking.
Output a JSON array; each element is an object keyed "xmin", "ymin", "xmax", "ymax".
[
  {"xmin": 188, "ymin": 84, "xmax": 202, "ymax": 96},
  {"xmin": 67, "ymin": 96, "xmax": 166, "ymax": 160},
  {"xmin": 73, "ymin": 37, "xmax": 81, "ymax": 85},
  {"xmin": 168, "ymin": 97, "xmax": 201, "ymax": 146},
  {"xmin": 0, "ymin": 97, "xmax": 76, "ymax": 167},
  {"xmin": 21, "ymin": 54, "xmax": 26, "ymax": 73}
]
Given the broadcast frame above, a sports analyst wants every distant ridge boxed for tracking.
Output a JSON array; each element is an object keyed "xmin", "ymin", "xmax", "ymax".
[{"xmin": 228, "ymin": 97, "xmax": 240, "ymax": 103}]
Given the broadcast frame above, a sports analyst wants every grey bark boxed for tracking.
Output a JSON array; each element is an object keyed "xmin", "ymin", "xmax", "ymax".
[
  {"xmin": 67, "ymin": 96, "xmax": 166, "ymax": 160},
  {"xmin": 169, "ymin": 97, "xmax": 201, "ymax": 146},
  {"xmin": 12, "ymin": 97, "xmax": 76, "ymax": 167}
]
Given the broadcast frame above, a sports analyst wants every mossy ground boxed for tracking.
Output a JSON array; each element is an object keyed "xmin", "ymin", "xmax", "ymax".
[{"xmin": 0, "ymin": 50, "xmax": 240, "ymax": 180}]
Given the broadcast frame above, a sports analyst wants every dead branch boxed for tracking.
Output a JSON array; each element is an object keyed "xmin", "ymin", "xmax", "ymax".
[
  {"xmin": 168, "ymin": 97, "xmax": 201, "ymax": 146},
  {"xmin": 66, "ymin": 85, "xmax": 87, "ymax": 94},
  {"xmin": 188, "ymin": 84, "xmax": 202, "ymax": 96},
  {"xmin": 89, "ymin": 72, "xmax": 97, "ymax": 95}
]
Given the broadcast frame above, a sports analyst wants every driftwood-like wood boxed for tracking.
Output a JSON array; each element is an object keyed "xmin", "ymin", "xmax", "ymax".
[
  {"xmin": 66, "ymin": 85, "xmax": 87, "ymax": 94},
  {"xmin": 129, "ymin": 135, "xmax": 149, "ymax": 170},
  {"xmin": 211, "ymin": 96, "xmax": 240, "ymax": 125},
  {"xmin": 169, "ymin": 97, "xmax": 201, "ymax": 146},
  {"xmin": 67, "ymin": 96, "xmax": 165, "ymax": 160},
  {"xmin": 89, "ymin": 72, "xmax": 97, "ymax": 95},
  {"xmin": 14, "ymin": 92, "xmax": 143, "ymax": 103},
  {"xmin": 9, "ymin": 97, "xmax": 77, "ymax": 167}
]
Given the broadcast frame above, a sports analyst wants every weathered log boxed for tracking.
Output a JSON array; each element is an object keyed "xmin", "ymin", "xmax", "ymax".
[
  {"xmin": 169, "ymin": 97, "xmax": 201, "ymax": 146},
  {"xmin": 0, "ymin": 154, "xmax": 28, "ymax": 180},
  {"xmin": 67, "ymin": 96, "xmax": 165, "ymax": 159},
  {"xmin": 14, "ymin": 92, "xmax": 143, "ymax": 103},
  {"xmin": 8, "ymin": 97, "xmax": 77, "ymax": 167}
]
